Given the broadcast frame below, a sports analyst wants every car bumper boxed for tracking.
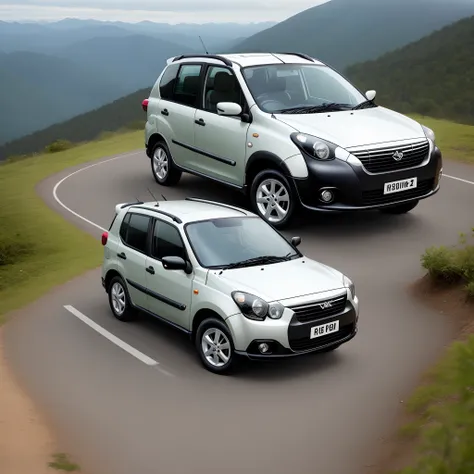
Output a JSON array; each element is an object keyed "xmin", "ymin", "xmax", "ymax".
[
  {"xmin": 228, "ymin": 293, "xmax": 358, "ymax": 360},
  {"xmin": 292, "ymin": 145, "xmax": 443, "ymax": 211}
]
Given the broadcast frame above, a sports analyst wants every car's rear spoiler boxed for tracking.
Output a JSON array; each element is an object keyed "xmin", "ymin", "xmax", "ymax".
[{"xmin": 114, "ymin": 202, "xmax": 143, "ymax": 215}]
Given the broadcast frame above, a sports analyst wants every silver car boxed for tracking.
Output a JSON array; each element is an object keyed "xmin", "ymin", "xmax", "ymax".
[{"xmin": 100, "ymin": 198, "xmax": 359, "ymax": 374}]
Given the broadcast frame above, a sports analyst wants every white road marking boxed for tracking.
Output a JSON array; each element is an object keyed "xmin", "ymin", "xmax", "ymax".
[
  {"xmin": 64, "ymin": 305, "xmax": 158, "ymax": 367},
  {"xmin": 52, "ymin": 151, "xmax": 142, "ymax": 232},
  {"xmin": 444, "ymin": 174, "xmax": 474, "ymax": 186}
]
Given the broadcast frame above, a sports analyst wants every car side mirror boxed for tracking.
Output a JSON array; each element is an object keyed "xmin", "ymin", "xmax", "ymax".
[
  {"xmin": 365, "ymin": 90, "xmax": 376, "ymax": 101},
  {"xmin": 216, "ymin": 102, "xmax": 242, "ymax": 117},
  {"xmin": 162, "ymin": 256, "xmax": 192, "ymax": 274},
  {"xmin": 291, "ymin": 236, "xmax": 301, "ymax": 247}
]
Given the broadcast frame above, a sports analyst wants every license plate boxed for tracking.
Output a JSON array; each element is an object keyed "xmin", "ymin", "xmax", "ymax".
[
  {"xmin": 310, "ymin": 320, "xmax": 340, "ymax": 339},
  {"xmin": 383, "ymin": 177, "xmax": 417, "ymax": 195}
]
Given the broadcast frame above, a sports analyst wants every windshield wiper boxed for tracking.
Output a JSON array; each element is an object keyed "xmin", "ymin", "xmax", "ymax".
[
  {"xmin": 279, "ymin": 102, "xmax": 352, "ymax": 114},
  {"xmin": 352, "ymin": 99, "xmax": 377, "ymax": 110},
  {"xmin": 221, "ymin": 254, "xmax": 293, "ymax": 270}
]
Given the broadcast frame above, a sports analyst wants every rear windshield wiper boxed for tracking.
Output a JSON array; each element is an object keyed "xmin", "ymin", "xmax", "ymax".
[
  {"xmin": 352, "ymin": 99, "xmax": 377, "ymax": 110},
  {"xmin": 279, "ymin": 102, "xmax": 352, "ymax": 114},
  {"xmin": 221, "ymin": 254, "xmax": 292, "ymax": 270}
]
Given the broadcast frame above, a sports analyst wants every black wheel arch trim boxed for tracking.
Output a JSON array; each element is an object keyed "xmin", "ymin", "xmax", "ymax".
[
  {"xmin": 126, "ymin": 278, "xmax": 186, "ymax": 311},
  {"xmin": 245, "ymin": 150, "xmax": 293, "ymax": 178},
  {"xmin": 146, "ymin": 133, "xmax": 171, "ymax": 158}
]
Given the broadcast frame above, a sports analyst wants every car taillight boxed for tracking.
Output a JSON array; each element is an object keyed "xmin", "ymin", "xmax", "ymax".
[
  {"xmin": 142, "ymin": 99, "xmax": 149, "ymax": 112},
  {"xmin": 101, "ymin": 232, "xmax": 108, "ymax": 246}
]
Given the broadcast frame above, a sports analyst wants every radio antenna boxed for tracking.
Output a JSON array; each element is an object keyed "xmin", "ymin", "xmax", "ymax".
[
  {"xmin": 161, "ymin": 194, "xmax": 167, "ymax": 201},
  {"xmin": 147, "ymin": 187, "xmax": 159, "ymax": 207},
  {"xmin": 199, "ymin": 35, "xmax": 209, "ymax": 54}
]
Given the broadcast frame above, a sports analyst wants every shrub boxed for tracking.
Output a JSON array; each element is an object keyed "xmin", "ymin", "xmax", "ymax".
[
  {"xmin": 44, "ymin": 139, "xmax": 74, "ymax": 154},
  {"xmin": 421, "ymin": 245, "xmax": 461, "ymax": 282}
]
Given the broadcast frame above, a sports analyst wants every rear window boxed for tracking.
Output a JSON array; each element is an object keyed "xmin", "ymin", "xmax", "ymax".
[{"xmin": 120, "ymin": 212, "xmax": 151, "ymax": 253}]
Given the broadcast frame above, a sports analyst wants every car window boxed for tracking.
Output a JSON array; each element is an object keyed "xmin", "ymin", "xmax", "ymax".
[
  {"xmin": 185, "ymin": 217, "xmax": 298, "ymax": 268},
  {"xmin": 203, "ymin": 66, "xmax": 244, "ymax": 113},
  {"xmin": 159, "ymin": 63, "xmax": 180, "ymax": 100},
  {"xmin": 119, "ymin": 212, "xmax": 131, "ymax": 241},
  {"xmin": 172, "ymin": 64, "xmax": 202, "ymax": 108},
  {"xmin": 151, "ymin": 220, "xmax": 187, "ymax": 261},
  {"xmin": 121, "ymin": 213, "xmax": 151, "ymax": 253}
]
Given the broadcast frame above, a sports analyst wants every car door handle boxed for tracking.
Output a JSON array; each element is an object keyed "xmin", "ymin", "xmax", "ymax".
[
  {"xmin": 117, "ymin": 252, "xmax": 127, "ymax": 260},
  {"xmin": 146, "ymin": 266, "xmax": 155, "ymax": 275},
  {"xmin": 195, "ymin": 118, "xmax": 206, "ymax": 126},
  {"xmin": 161, "ymin": 109, "xmax": 169, "ymax": 116}
]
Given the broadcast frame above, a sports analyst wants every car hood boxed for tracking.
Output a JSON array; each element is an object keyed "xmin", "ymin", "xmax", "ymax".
[
  {"xmin": 274, "ymin": 106, "xmax": 425, "ymax": 148},
  {"xmin": 207, "ymin": 257, "xmax": 345, "ymax": 303}
]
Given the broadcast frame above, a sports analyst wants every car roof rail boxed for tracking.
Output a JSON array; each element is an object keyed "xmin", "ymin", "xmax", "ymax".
[
  {"xmin": 131, "ymin": 206, "xmax": 183, "ymax": 224},
  {"xmin": 172, "ymin": 54, "xmax": 233, "ymax": 67},
  {"xmin": 275, "ymin": 52, "xmax": 315, "ymax": 62},
  {"xmin": 185, "ymin": 197, "xmax": 248, "ymax": 215}
]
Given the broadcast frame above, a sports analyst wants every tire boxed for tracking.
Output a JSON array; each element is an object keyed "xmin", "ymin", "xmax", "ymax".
[
  {"xmin": 379, "ymin": 200, "xmax": 419, "ymax": 215},
  {"xmin": 249, "ymin": 169, "xmax": 296, "ymax": 229},
  {"xmin": 108, "ymin": 276, "xmax": 136, "ymax": 322},
  {"xmin": 195, "ymin": 317, "xmax": 237, "ymax": 375},
  {"xmin": 151, "ymin": 140, "xmax": 182, "ymax": 186}
]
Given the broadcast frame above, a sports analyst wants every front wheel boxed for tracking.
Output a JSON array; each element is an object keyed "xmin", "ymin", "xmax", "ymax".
[
  {"xmin": 195, "ymin": 318, "xmax": 237, "ymax": 375},
  {"xmin": 249, "ymin": 169, "xmax": 296, "ymax": 229},
  {"xmin": 379, "ymin": 200, "xmax": 419, "ymax": 215}
]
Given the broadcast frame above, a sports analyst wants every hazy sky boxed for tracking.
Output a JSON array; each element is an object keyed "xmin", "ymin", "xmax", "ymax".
[{"xmin": 0, "ymin": 0, "xmax": 330, "ymax": 23}]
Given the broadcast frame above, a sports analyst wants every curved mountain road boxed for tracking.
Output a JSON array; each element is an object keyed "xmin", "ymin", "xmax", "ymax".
[{"xmin": 4, "ymin": 151, "xmax": 474, "ymax": 474}]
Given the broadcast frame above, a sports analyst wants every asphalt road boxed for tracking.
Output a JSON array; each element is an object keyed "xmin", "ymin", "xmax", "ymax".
[{"xmin": 4, "ymin": 151, "xmax": 474, "ymax": 474}]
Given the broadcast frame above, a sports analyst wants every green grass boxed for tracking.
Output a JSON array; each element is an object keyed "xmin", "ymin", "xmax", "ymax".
[
  {"xmin": 48, "ymin": 453, "xmax": 80, "ymax": 472},
  {"xmin": 0, "ymin": 130, "xmax": 142, "ymax": 325},
  {"xmin": 409, "ymin": 114, "xmax": 474, "ymax": 164}
]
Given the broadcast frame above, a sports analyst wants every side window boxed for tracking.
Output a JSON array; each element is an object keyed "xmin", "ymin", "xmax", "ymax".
[
  {"xmin": 203, "ymin": 66, "xmax": 244, "ymax": 113},
  {"xmin": 159, "ymin": 64, "xmax": 179, "ymax": 100},
  {"xmin": 119, "ymin": 212, "xmax": 131, "ymax": 240},
  {"xmin": 172, "ymin": 64, "xmax": 202, "ymax": 108},
  {"xmin": 121, "ymin": 213, "xmax": 151, "ymax": 253},
  {"xmin": 151, "ymin": 220, "xmax": 187, "ymax": 261}
]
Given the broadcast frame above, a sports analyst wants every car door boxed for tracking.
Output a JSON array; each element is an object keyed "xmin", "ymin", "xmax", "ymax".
[
  {"xmin": 158, "ymin": 63, "xmax": 204, "ymax": 170},
  {"xmin": 116, "ymin": 211, "xmax": 152, "ymax": 311},
  {"xmin": 145, "ymin": 218, "xmax": 193, "ymax": 331},
  {"xmin": 191, "ymin": 65, "xmax": 250, "ymax": 187}
]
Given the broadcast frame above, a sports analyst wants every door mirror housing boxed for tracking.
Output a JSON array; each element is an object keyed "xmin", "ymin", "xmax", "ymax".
[
  {"xmin": 291, "ymin": 236, "xmax": 301, "ymax": 247},
  {"xmin": 365, "ymin": 90, "xmax": 376, "ymax": 101},
  {"xmin": 162, "ymin": 256, "xmax": 192, "ymax": 274},
  {"xmin": 216, "ymin": 102, "xmax": 242, "ymax": 117}
]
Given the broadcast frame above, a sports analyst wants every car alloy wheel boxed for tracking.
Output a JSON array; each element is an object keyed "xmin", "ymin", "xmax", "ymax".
[
  {"xmin": 150, "ymin": 141, "xmax": 182, "ymax": 186},
  {"xmin": 196, "ymin": 317, "xmax": 236, "ymax": 374},
  {"xmin": 250, "ymin": 169, "xmax": 296, "ymax": 228},
  {"xmin": 153, "ymin": 146, "xmax": 169, "ymax": 181},
  {"xmin": 107, "ymin": 275, "xmax": 135, "ymax": 322}
]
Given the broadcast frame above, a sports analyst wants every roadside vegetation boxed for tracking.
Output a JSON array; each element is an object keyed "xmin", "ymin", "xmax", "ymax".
[
  {"xmin": 393, "ymin": 229, "xmax": 474, "ymax": 473},
  {"xmin": 48, "ymin": 453, "xmax": 81, "ymax": 472},
  {"xmin": 0, "ymin": 130, "xmax": 142, "ymax": 325}
]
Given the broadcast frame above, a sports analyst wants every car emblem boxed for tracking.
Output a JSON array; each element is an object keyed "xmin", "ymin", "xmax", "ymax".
[
  {"xmin": 318, "ymin": 300, "xmax": 333, "ymax": 309},
  {"xmin": 392, "ymin": 150, "xmax": 404, "ymax": 161}
]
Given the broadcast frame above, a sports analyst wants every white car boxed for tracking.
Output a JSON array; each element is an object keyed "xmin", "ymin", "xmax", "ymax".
[
  {"xmin": 142, "ymin": 52, "xmax": 443, "ymax": 228},
  {"xmin": 101, "ymin": 198, "xmax": 359, "ymax": 374}
]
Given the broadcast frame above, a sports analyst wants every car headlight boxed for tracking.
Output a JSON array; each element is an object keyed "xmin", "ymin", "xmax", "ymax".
[
  {"xmin": 290, "ymin": 132, "xmax": 337, "ymax": 161},
  {"xmin": 421, "ymin": 125, "xmax": 435, "ymax": 144},
  {"xmin": 231, "ymin": 291, "xmax": 284, "ymax": 321},
  {"xmin": 343, "ymin": 275, "xmax": 355, "ymax": 299}
]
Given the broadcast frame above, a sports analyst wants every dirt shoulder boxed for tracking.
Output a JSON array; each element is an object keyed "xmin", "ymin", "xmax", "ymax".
[
  {"xmin": 0, "ymin": 328, "xmax": 56, "ymax": 474},
  {"xmin": 368, "ymin": 276, "xmax": 474, "ymax": 474}
]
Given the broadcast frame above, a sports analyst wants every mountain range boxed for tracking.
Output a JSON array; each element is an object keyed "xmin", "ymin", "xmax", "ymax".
[{"xmin": 1, "ymin": 0, "xmax": 474, "ymax": 148}]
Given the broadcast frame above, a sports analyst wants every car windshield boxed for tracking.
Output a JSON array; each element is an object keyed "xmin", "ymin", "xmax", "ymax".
[
  {"xmin": 242, "ymin": 64, "xmax": 368, "ymax": 114},
  {"xmin": 185, "ymin": 216, "xmax": 300, "ymax": 269}
]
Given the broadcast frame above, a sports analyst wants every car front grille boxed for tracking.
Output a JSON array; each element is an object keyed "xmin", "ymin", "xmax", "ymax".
[
  {"xmin": 351, "ymin": 140, "xmax": 429, "ymax": 174},
  {"xmin": 288, "ymin": 294, "xmax": 347, "ymax": 323},
  {"xmin": 362, "ymin": 178, "xmax": 435, "ymax": 206},
  {"xmin": 289, "ymin": 323, "xmax": 354, "ymax": 352}
]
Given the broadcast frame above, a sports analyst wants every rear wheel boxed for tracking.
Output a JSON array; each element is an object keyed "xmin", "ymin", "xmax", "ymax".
[
  {"xmin": 249, "ymin": 169, "xmax": 296, "ymax": 229},
  {"xmin": 379, "ymin": 200, "xmax": 419, "ymax": 215},
  {"xmin": 151, "ymin": 141, "xmax": 182, "ymax": 186},
  {"xmin": 108, "ymin": 276, "xmax": 136, "ymax": 322}
]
